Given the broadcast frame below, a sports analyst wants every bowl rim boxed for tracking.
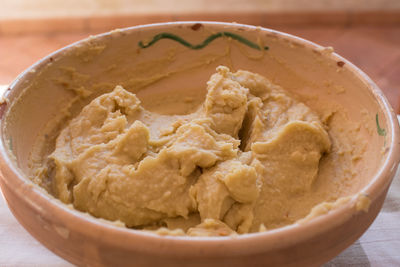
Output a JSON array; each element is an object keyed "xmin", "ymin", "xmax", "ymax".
[{"xmin": 0, "ymin": 21, "xmax": 399, "ymax": 257}]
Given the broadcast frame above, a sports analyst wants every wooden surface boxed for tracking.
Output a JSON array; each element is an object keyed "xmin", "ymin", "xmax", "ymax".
[
  {"xmin": 2, "ymin": 0, "xmax": 400, "ymax": 21},
  {"xmin": 0, "ymin": 24, "xmax": 399, "ymax": 113}
]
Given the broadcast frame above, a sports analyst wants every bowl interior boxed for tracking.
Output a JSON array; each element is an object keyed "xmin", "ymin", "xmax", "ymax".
[{"xmin": 1, "ymin": 22, "xmax": 393, "ymax": 219}]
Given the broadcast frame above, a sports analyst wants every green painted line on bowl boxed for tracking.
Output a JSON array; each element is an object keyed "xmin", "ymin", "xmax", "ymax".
[
  {"xmin": 138, "ymin": 32, "xmax": 269, "ymax": 51},
  {"xmin": 8, "ymin": 137, "xmax": 12, "ymax": 152},
  {"xmin": 376, "ymin": 113, "xmax": 386, "ymax": 137}
]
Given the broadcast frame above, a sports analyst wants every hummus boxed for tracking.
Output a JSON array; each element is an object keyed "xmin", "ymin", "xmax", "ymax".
[{"xmin": 35, "ymin": 66, "xmax": 337, "ymax": 236}]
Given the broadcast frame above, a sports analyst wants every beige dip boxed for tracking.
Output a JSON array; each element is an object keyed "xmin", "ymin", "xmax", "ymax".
[{"xmin": 32, "ymin": 66, "xmax": 357, "ymax": 236}]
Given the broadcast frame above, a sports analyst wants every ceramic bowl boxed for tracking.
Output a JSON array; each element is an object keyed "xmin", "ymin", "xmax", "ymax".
[{"xmin": 0, "ymin": 22, "xmax": 399, "ymax": 267}]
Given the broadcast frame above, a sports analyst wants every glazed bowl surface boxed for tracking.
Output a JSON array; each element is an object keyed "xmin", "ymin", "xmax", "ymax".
[{"xmin": 0, "ymin": 22, "xmax": 399, "ymax": 267}]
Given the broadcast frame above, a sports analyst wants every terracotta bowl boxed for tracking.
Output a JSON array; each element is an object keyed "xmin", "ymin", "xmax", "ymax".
[{"xmin": 0, "ymin": 22, "xmax": 399, "ymax": 267}]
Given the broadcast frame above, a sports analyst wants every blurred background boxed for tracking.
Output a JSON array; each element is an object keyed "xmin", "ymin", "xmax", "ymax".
[
  {"xmin": 4, "ymin": 0, "xmax": 399, "ymax": 111},
  {"xmin": 0, "ymin": 0, "xmax": 399, "ymax": 101},
  {"xmin": 0, "ymin": 0, "xmax": 399, "ymax": 113}
]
